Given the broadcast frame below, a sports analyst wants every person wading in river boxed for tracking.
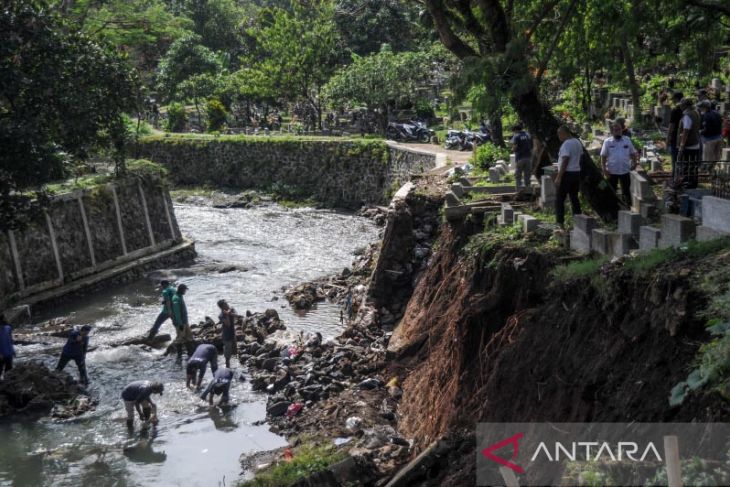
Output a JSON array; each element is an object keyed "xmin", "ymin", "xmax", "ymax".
[
  {"xmin": 0, "ymin": 314, "xmax": 15, "ymax": 380},
  {"xmin": 186, "ymin": 343, "xmax": 218, "ymax": 390},
  {"xmin": 217, "ymin": 300, "xmax": 237, "ymax": 368},
  {"xmin": 121, "ymin": 380, "xmax": 164, "ymax": 429},
  {"xmin": 200, "ymin": 367, "xmax": 233, "ymax": 406},
  {"xmin": 56, "ymin": 325, "xmax": 91, "ymax": 385},
  {"xmin": 148, "ymin": 280, "xmax": 176, "ymax": 339},
  {"xmin": 171, "ymin": 284, "xmax": 194, "ymax": 360}
]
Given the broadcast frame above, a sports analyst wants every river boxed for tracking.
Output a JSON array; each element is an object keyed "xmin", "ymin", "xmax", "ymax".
[{"xmin": 0, "ymin": 202, "xmax": 380, "ymax": 487}]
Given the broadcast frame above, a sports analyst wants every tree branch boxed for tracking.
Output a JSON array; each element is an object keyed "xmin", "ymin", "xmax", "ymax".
[
  {"xmin": 424, "ymin": 0, "xmax": 478, "ymax": 59},
  {"xmin": 450, "ymin": 0, "xmax": 488, "ymax": 42},
  {"xmin": 525, "ymin": 0, "xmax": 561, "ymax": 42},
  {"xmin": 474, "ymin": 0, "xmax": 510, "ymax": 50},
  {"xmin": 535, "ymin": 0, "xmax": 578, "ymax": 84}
]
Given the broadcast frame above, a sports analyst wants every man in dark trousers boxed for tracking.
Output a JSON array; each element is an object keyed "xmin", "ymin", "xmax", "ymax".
[
  {"xmin": 217, "ymin": 300, "xmax": 237, "ymax": 368},
  {"xmin": 121, "ymin": 380, "xmax": 164, "ymax": 429},
  {"xmin": 601, "ymin": 121, "xmax": 638, "ymax": 206},
  {"xmin": 0, "ymin": 314, "xmax": 15, "ymax": 379},
  {"xmin": 56, "ymin": 325, "xmax": 91, "ymax": 385},
  {"xmin": 200, "ymin": 367, "xmax": 233, "ymax": 406},
  {"xmin": 172, "ymin": 284, "xmax": 194, "ymax": 359},
  {"xmin": 148, "ymin": 280, "xmax": 176, "ymax": 339},
  {"xmin": 510, "ymin": 123, "xmax": 533, "ymax": 189},
  {"xmin": 666, "ymin": 91, "xmax": 684, "ymax": 175},
  {"xmin": 554, "ymin": 125, "xmax": 583, "ymax": 227},
  {"xmin": 186, "ymin": 343, "xmax": 218, "ymax": 390}
]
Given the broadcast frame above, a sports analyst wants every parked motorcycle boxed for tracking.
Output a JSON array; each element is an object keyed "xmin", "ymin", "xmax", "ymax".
[{"xmin": 386, "ymin": 120, "xmax": 434, "ymax": 143}]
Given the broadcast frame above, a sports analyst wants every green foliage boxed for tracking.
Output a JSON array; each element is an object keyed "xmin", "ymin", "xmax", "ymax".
[
  {"xmin": 166, "ymin": 103, "xmax": 188, "ymax": 132},
  {"xmin": 183, "ymin": 0, "xmax": 246, "ymax": 54},
  {"xmin": 649, "ymin": 455, "xmax": 730, "ymax": 487},
  {"xmin": 206, "ymin": 98, "xmax": 228, "ymax": 131},
  {"xmin": 240, "ymin": 444, "xmax": 345, "ymax": 487},
  {"xmin": 471, "ymin": 143, "xmax": 510, "ymax": 169},
  {"xmin": 156, "ymin": 33, "xmax": 223, "ymax": 102},
  {"xmin": 623, "ymin": 237, "xmax": 730, "ymax": 275},
  {"xmin": 551, "ymin": 257, "xmax": 608, "ymax": 282},
  {"xmin": 0, "ymin": 0, "xmax": 137, "ymax": 220}
]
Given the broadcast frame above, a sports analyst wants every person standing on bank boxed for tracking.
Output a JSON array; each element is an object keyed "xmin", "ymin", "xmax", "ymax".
[
  {"xmin": 666, "ymin": 91, "xmax": 684, "ymax": 174},
  {"xmin": 171, "ymin": 284, "xmax": 194, "ymax": 360},
  {"xmin": 148, "ymin": 280, "xmax": 176, "ymax": 339},
  {"xmin": 121, "ymin": 380, "xmax": 164, "ymax": 429},
  {"xmin": 554, "ymin": 125, "xmax": 583, "ymax": 228},
  {"xmin": 601, "ymin": 122, "xmax": 638, "ymax": 206},
  {"xmin": 698, "ymin": 100, "xmax": 723, "ymax": 163},
  {"xmin": 677, "ymin": 98, "xmax": 702, "ymax": 189},
  {"xmin": 217, "ymin": 300, "xmax": 237, "ymax": 369},
  {"xmin": 510, "ymin": 123, "xmax": 533, "ymax": 189},
  {"xmin": 0, "ymin": 314, "xmax": 15, "ymax": 380},
  {"xmin": 57, "ymin": 325, "xmax": 91, "ymax": 385}
]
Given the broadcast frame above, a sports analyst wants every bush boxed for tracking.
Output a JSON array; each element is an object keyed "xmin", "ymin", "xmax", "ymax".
[
  {"xmin": 166, "ymin": 102, "xmax": 187, "ymax": 132},
  {"xmin": 415, "ymin": 99, "xmax": 435, "ymax": 119},
  {"xmin": 472, "ymin": 142, "xmax": 510, "ymax": 169},
  {"xmin": 206, "ymin": 97, "xmax": 228, "ymax": 132}
]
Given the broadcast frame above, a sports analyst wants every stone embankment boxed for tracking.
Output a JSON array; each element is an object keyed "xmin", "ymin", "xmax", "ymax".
[{"xmin": 136, "ymin": 136, "xmax": 437, "ymax": 208}]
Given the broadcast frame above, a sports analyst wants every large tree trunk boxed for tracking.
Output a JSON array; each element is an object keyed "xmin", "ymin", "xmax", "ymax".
[
  {"xmin": 490, "ymin": 109, "xmax": 505, "ymax": 147},
  {"xmin": 621, "ymin": 36, "xmax": 642, "ymax": 125},
  {"xmin": 512, "ymin": 87, "xmax": 624, "ymax": 221}
]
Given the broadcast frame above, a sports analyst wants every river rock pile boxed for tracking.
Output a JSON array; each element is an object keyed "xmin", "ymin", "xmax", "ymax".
[{"xmin": 0, "ymin": 362, "xmax": 92, "ymax": 418}]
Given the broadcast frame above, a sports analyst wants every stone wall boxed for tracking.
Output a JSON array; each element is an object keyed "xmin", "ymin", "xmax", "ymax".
[
  {"xmin": 0, "ymin": 178, "xmax": 186, "ymax": 310},
  {"xmin": 136, "ymin": 137, "xmax": 437, "ymax": 207}
]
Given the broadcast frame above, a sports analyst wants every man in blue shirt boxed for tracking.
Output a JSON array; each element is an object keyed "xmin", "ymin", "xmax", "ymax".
[
  {"xmin": 698, "ymin": 100, "xmax": 723, "ymax": 163},
  {"xmin": 148, "ymin": 280, "xmax": 176, "ymax": 339},
  {"xmin": 200, "ymin": 367, "xmax": 233, "ymax": 406},
  {"xmin": 56, "ymin": 325, "xmax": 91, "ymax": 385},
  {"xmin": 186, "ymin": 343, "xmax": 218, "ymax": 390},
  {"xmin": 0, "ymin": 314, "xmax": 15, "ymax": 379},
  {"xmin": 510, "ymin": 124, "xmax": 534, "ymax": 189},
  {"xmin": 121, "ymin": 380, "xmax": 164, "ymax": 429}
]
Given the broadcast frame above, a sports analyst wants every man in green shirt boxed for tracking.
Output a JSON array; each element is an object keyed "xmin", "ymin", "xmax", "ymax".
[
  {"xmin": 148, "ymin": 280, "xmax": 176, "ymax": 339},
  {"xmin": 172, "ymin": 284, "xmax": 194, "ymax": 359}
]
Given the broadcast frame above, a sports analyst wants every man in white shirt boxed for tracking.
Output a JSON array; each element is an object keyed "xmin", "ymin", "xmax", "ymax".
[
  {"xmin": 600, "ymin": 122, "xmax": 638, "ymax": 206},
  {"xmin": 555, "ymin": 125, "xmax": 583, "ymax": 227},
  {"xmin": 677, "ymin": 98, "xmax": 701, "ymax": 189}
]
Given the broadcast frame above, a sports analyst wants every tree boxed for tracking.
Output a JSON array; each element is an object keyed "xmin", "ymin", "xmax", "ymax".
[
  {"xmin": 324, "ymin": 46, "xmax": 435, "ymax": 133},
  {"xmin": 1, "ymin": 0, "xmax": 138, "ymax": 187},
  {"xmin": 156, "ymin": 33, "xmax": 223, "ymax": 102},
  {"xmin": 245, "ymin": 0, "xmax": 342, "ymax": 128},
  {"xmin": 420, "ymin": 0, "xmax": 623, "ymax": 221},
  {"xmin": 183, "ymin": 0, "xmax": 246, "ymax": 55}
]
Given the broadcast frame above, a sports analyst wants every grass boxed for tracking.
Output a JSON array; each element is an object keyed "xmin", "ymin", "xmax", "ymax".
[
  {"xmin": 240, "ymin": 444, "xmax": 346, "ymax": 487},
  {"xmin": 45, "ymin": 159, "xmax": 168, "ymax": 195},
  {"xmin": 551, "ymin": 256, "xmax": 608, "ymax": 281},
  {"xmin": 145, "ymin": 132, "xmax": 382, "ymax": 143},
  {"xmin": 624, "ymin": 237, "xmax": 730, "ymax": 274}
]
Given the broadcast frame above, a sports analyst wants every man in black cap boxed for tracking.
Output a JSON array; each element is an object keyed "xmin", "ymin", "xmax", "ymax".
[{"xmin": 121, "ymin": 380, "xmax": 164, "ymax": 429}]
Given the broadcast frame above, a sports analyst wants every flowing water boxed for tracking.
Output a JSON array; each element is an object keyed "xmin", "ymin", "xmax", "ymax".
[{"xmin": 0, "ymin": 202, "xmax": 380, "ymax": 487}]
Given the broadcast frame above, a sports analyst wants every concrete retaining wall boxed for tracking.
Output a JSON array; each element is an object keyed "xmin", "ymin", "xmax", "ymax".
[
  {"xmin": 136, "ymin": 137, "xmax": 437, "ymax": 208},
  {"xmin": 0, "ymin": 177, "xmax": 188, "ymax": 311}
]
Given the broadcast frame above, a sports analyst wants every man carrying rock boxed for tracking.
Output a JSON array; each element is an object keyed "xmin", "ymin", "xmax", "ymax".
[
  {"xmin": 0, "ymin": 314, "xmax": 15, "ymax": 379},
  {"xmin": 56, "ymin": 324, "xmax": 91, "ymax": 385},
  {"xmin": 217, "ymin": 300, "xmax": 237, "ymax": 368},
  {"xmin": 200, "ymin": 367, "xmax": 233, "ymax": 406},
  {"xmin": 601, "ymin": 121, "xmax": 638, "ymax": 206},
  {"xmin": 186, "ymin": 343, "xmax": 218, "ymax": 390},
  {"xmin": 148, "ymin": 280, "xmax": 176, "ymax": 339},
  {"xmin": 121, "ymin": 380, "xmax": 164, "ymax": 429},
  {"xmin": 510, "ymin": 123, "xmax": 533, "ymax": 189},
  {"xmin": 172, "ymin": 284, "xmax": 194, "ymax": 360}
]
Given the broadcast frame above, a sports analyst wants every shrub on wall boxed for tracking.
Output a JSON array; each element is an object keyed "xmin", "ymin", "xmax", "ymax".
[
  {"xmin": 472, "ymin": 142, "xmax": 509, "ymax": 169},
  {"xmin": 206, "ymin": 98, "xmax": 227, "ymax": 132},
  {"xmin": 166, "ymin": 102, "xmax": 187, "ymax": 132}
]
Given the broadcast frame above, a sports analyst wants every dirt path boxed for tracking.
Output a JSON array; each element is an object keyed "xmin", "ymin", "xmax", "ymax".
[{"xmin": 386, "ymin": 141, "xmax": 473, "ymax": 174}]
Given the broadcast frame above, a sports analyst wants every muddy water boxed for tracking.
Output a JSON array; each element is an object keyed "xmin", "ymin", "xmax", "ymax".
[{"xmin": 0, "ymin": 203, "xmax": 379, "ymax": 487}]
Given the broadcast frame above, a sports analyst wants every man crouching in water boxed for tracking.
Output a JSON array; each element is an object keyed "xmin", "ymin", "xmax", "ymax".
[
  {"xmin": 121, "ymin": 380, "xmax": 164, "ymax": 430},
  {"xmin": 186, "ymin": 343, "xmax": 218, "ymax": 391},
  {"xmin": 200, "ymin": 367, "xmax": 233, "ymax": 406}
]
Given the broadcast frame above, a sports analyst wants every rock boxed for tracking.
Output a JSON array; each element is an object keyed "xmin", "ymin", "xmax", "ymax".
[
  {"xmin": 267, "ymin": 401, "xmax": 292, "ymax": 417},
  {"xmin": 261, "ymin": 358, "xmax": 279, "ymax": 372},
  {"xmin": 357, "ymin": 378, "xmax": 382, "ymax": 390},
  {"xmin": 0, "ymin": 362, "xmax": 85, "ymax": 417}
]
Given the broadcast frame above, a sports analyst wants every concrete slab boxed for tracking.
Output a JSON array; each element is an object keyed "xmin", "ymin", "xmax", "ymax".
[
  {"xmin": 701, "ymin": 196, "xmax": 730, "ymax": 234},
  {"xmin": 660, "ymin": 214, "xmax": 696, "ymax": 248},
  {"xmin": 696, "ymin": 225, "xmax": 729, "ymax": 242},
  {"xmin": 445, "ymin": 192, "xmax": 462, "ymax": 207},
  {"xmin": 612, "ymin": 232, "xmax": 635, "ymax": 257},
  {"xmin": 488, "ymin": 168, "xmax": 501, "ymax": 183},
  {"xmin": 573, "ymin": 215, "xmax": 597, "ymax": 234},
  {"xmin": 450, "ymin": 183, "xmax": 464, "ymax": 198},
  {"xmin": 500, "ymin": 203, "xmax": 514, "ymax": 226},
  {"xmin": 639, "ymin": 226, "xmax": 661, "ymax": 252},
  {"xmin": 570, "ymin": 228, "xmax": 592, "ymax": 254},
  {"xmin": 618, "ymin": 211, "xmax": 645, "ymax": 240},
  {"xmin": 518, "ymin": 214, "xmax": 539, "ymax": 233},
  {"xmin": 591, "ymin": 229, "xmax": 616, "ymax": 255}
]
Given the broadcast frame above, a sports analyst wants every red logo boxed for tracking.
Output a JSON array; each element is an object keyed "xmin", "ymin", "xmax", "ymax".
[{"xmin": 481, "ymin": 432, "xmax": 525, "ymax": 474}]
